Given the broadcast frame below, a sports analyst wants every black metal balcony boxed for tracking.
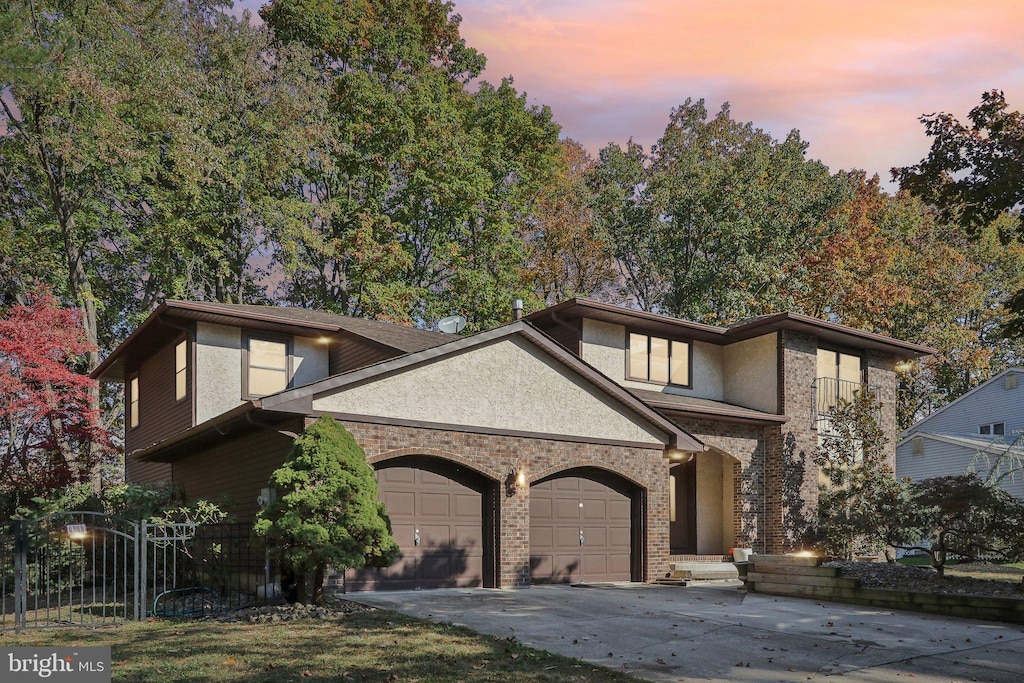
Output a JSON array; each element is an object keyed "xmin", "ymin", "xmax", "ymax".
[{"xmin": 811, "ymin": 377, "xmax": 879, "ymax": 434}]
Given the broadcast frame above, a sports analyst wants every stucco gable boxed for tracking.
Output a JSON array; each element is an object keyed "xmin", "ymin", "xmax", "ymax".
[{"xmin": 262, "ymin": 323, "xmax": 703, "ymax": 450}]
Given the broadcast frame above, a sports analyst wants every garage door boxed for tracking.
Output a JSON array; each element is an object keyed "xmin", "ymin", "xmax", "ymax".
[
  {"xmin": 530, "ymin": 470, "xmax": 635, "ymax": 584},
  {"xmin": 346, "ymin": 458, "xmax": 490, "ymax": 590}
]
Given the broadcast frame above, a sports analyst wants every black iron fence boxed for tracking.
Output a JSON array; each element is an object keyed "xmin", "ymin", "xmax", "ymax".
[{"xmin": 1, "ymin": 514, "xmax": 279, "ymax": 632}]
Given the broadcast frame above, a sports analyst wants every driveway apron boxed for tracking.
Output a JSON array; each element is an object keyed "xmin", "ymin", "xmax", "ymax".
[{"xmin": 350, "ymin": 583, "xmax": 1024, "ymax": 682}]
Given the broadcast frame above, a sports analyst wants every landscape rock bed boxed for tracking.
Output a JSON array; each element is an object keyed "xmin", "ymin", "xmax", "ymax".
[
  {"xmin": 825, "ymin": 561, "xmax": 1024, "ymax": 598},
  {"xmin": 199, "ymin": 599, "xmax": 374, "ymax": 623}
]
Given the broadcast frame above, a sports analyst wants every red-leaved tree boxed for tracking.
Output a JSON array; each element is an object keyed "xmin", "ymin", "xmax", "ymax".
[{"xmin": 0, "ymin": 288, "xmax": 112, "ymax": 498}]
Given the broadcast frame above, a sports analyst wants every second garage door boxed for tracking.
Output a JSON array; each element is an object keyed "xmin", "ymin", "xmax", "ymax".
[
  {"xmin": 346, "ymin": 457, "xmax": 493, "ymax": 591},
  {"xmin": 530, "ymin": 469, "xmax": 636, "ymax": 584}
]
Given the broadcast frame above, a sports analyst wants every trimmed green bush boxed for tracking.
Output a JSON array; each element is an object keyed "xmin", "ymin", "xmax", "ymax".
[{"xmin": 254, "ymin": 416, "xmax": 398, "ymax": 604}]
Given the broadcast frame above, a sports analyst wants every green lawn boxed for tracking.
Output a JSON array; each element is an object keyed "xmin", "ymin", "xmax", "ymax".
[{"xmin": 5, "ymin": 610, "xmax": 641, "ymax": 682}]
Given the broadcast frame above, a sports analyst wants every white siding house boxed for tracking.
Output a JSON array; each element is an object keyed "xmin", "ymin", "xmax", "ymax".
[{"xmin": 896, "ymin": 368, "xmax": 1024, "ymax": 500}]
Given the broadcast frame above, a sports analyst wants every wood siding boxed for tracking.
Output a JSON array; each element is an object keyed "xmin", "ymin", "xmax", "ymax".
[
  {"xmin": 125, "ymin": 337, "xmax": 192, "ymax": 454},
  {"xmin": 125, "ymin": 458, "xmax": 171, "ymax": 485},
  {"xmin": 172, "ymin": 427, "xmax": 297, "ymax": 523},
  {"xmin": 329, "ymin": 336, "xmax": 397, "ymax": 375}
]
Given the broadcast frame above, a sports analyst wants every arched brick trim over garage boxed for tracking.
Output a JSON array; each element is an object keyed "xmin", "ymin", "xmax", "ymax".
[
  {"xmin": 369, "ymin": 448, "xmax": 505, "ymax": 482},
  {"xmin": 530, "ymin": 466, "xmax": 644, "ymax": 584},
  {"xmin": 346, "ymin": 453, "xmax": 500, "ymax": 590},
  {"xmin": 529, "ymin": 461, "xmax": 649, "ymax": 490},
  {"xmin": 328, "ymin": 420, "xmax": 672, "ymax": 588}
]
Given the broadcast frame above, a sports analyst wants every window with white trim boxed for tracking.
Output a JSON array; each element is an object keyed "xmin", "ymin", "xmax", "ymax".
[{"xmin": 979, "ymin": 422, "xmax": 1005, "ymax": 436}]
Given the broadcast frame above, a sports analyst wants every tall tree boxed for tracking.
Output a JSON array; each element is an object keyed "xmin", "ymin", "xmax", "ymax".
[
  {"xmin": 594, "ymin": 100, "xmax": 850, "ymax": 323},
  {"xmin": 527, "ymin": 139, "xmax": 615, "ymax": 305},
  {"xmin": 263, "ymin": 0, "xmax": 560, "ymax": 331},
  {"xmin": 0, "ymin": 1, "xmax": 313, "ymax": 350},
  {"xmin": 0, "ymin": 287, "xmax": 112, "ymax": 503},
  {"xmin": 589, "ymin": 140, "xmax": 664, "ymax": 311},
  {"xmin": 894, "ymin": 90, "xmax": 1024, "ymax": 338}
]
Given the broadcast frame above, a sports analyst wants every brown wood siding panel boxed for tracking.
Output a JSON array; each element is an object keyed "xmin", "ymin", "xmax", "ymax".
[
  {"xmin": 547, "ymin": 324, "xmax": 581, "ymax": 355},
  {"xmin": 125, "ymin": 458, "xmax": 171, "ymax": 485},
  {"xmin": 329, "ymin": 337, "xmax": 396, "ymax": 375},
  {"xmin": 172, "ymin": 427, "xmax": 296, "ymax": 523},
  {"xmin": 125, "ymin": 338, "xmax": 192, "ymax": 453}
]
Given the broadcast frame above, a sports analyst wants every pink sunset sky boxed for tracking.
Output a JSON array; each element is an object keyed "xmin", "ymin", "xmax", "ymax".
[{"xmin": 239, "ymin": 0, "xmax": 1024, "ymax": 187}]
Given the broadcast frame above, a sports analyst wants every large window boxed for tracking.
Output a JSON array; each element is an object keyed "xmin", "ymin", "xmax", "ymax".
[
  {"xmin": 628, "ymin": 332, "xmax": 690, "ymax": 386},
  {"xmin": 129, "ymin": 375, "xmax": 139, "ymax": 429},
  {"xmin": 175, "ymin": 339, "xmax": 187, "ymax": 402},
  {"xmin": 247, "ymin": 336, "xmax": 289, "ymax": 398},
  {"xmin": 815, "ymin": 348, "xmax": 863, "ymax": 413}
]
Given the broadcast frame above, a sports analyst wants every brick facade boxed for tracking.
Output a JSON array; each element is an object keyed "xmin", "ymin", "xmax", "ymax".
[
  {"xmin": 326, "ymin": 419, "xmax": 671, "ymax": 588},
  {"xmin": 664, "ymin": 417, "xmax": 769, "ymax": 553}
]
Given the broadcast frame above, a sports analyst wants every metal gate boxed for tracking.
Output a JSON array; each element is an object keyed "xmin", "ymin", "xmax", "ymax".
[
  {"xmin": 2, "ymin": 512, "xmax": 140, "ymax": 631},
  {"xmin": 1, "ymin": 513, "xmax": 276, "ymax": 632}
]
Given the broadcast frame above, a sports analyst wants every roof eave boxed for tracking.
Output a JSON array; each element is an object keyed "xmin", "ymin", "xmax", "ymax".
[{"xmin": 263, "ymin": 321, "xmax": 706, "ymax": 453}]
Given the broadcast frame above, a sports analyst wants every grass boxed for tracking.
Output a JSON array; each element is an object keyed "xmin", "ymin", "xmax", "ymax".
[{"xmin": 4, "ymin": 609, "xmax": 641, "ymax": 683}]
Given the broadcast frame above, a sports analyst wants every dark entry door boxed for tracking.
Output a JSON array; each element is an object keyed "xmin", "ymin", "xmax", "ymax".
[
  {"xmin": 346, "ymin": 459, "xmax": 488, "ymax": 590},
  {"xmin": 530, "ymin": 471, "xmax": 634, "ymax": 584}
]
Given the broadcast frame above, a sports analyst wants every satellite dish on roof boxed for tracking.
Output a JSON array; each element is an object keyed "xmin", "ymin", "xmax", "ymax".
[{"xmin": 438, "ymin": 315, "xmax": 467, "ymax": 334}]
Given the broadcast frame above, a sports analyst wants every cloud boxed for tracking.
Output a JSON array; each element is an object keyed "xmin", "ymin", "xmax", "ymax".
[
  {"xmin": 458, "ymin": 0, "xmax": 1024, "ymax": 183},
  {"xmin": 236, "ymin": 1, "xmax": 1024, "ymax": 186}
]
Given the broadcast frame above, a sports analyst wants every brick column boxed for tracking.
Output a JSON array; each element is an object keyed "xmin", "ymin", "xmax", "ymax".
[{"xmin": 777, "ymin": 330, "xmax": 820, "ymax": 551}]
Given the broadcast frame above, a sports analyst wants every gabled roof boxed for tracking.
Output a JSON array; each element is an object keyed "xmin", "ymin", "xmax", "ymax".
[
  {"xmin": 526, "ymin": 299, "xmax": 935, "ymax": 359},
  {"xmin": 92, "ymin": 300, "xmax": 450, "ymax": 381},
  {"xmin": 899, "ymin": 367, "xmax": 1024, "ymax": 439},
  {"xmin": 262, "ymin": 320, "xmax": 706, "ymax": 453}
]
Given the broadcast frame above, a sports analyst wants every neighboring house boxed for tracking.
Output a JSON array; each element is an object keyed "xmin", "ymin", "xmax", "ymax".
[
  {"xmin": 93, "ymin": 298, "xmax": 932, "ymax": 590},
  {"xmin": 896, "ymin": 368, "xmax": 1024, "ymax": 501}
]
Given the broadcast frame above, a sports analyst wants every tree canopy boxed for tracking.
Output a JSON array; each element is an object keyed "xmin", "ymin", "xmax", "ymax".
[{"xmin": 4, "ymin": 2, "xmax": 1024, "ymax": 482}]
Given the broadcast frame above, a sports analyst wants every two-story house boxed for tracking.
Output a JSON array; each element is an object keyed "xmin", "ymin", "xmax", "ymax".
[
  {"xmin": 93, "ymin": 298, "xmax": 932, "ymax": 591},
  {"xmin": 896, "ymin": 368, "xmax": 1024, "ymax": 501}
]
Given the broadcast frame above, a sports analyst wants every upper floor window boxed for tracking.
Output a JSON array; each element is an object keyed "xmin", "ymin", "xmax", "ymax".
[
  {"xmin": 628, "ymin": 332, "xmax": 690, "ymax": 387},
  {"xmin": 175, "ymin": 339, "xmax": 187, "ymax": 402},
  {"xmin": 980, "ymin": 422, "xmax": 1005, "ymax": 436},
  {"xmin": 129, "ymin": 375, "xmax": 140, "ymax": 429},
  {"xmin": 247, "ymin": 335, "xmax": 289, "ymax": 398}
]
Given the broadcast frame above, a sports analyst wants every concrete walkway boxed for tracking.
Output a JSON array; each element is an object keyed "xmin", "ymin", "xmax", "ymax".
[{"xmin": 350, "ymin": 582, "xmax": 1024, "ymax": 682}]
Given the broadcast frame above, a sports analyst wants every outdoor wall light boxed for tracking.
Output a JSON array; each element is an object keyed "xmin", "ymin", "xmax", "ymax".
[
  {"xmin": 65, "ymin": 524, "xmax": 88, "ymax": 541},
  {"xmin": 257, "ymin": 487, "xmax": 278, "ymax": 509},
  {"xmin": 666, "ymin": 449, "xmax": 694, "ymax": 464},
  {"xmin": 505, "ymin": 464, "xmax": 525, "ymax": 497}
]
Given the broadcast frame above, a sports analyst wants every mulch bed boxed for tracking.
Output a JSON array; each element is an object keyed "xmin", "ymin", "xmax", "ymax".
[{"xmin": 825, "ymin": 561, "xmax": 1024, "ymax": 598}]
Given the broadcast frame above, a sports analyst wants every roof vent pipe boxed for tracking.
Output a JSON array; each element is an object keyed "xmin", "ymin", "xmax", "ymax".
[{"xmin": 512, "ymin": 299, "xmax": 523, "ymax": 321}]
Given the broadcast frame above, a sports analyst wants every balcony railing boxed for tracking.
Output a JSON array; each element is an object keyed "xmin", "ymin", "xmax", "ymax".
[{"xmin": 811, "ymin": 377, "xmax": 880, "ymax": 435}]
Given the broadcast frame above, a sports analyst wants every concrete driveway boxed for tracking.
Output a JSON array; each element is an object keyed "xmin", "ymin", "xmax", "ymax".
[{"xmin": 350, "ymin": 582, "xmax": 1024, "ymax": 682}]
